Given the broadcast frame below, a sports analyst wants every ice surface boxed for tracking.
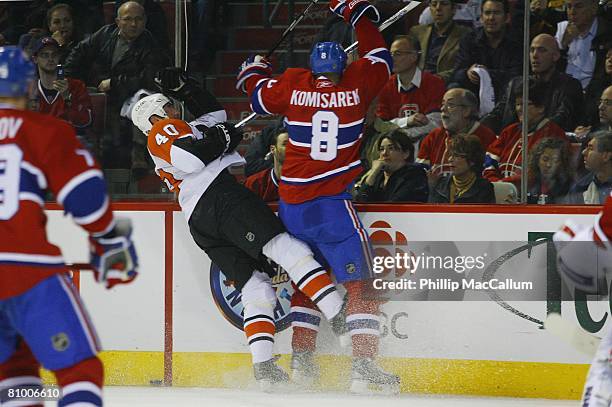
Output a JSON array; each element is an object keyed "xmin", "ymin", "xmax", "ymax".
[{"xmin": 46, "ymin": 387, "xmax": 577, "ymax": 407}]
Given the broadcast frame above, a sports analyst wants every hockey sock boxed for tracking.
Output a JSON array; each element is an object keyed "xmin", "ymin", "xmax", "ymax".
[
  {"xmin": 242, "ymin": 271, "xmax": 277, "ymax": 364},
  {"xmin": 53, "ymin": 356, "xmax": 103, "ymax": 406},
  {"xmin": 0, "ymin": 339, "xmax": 43, "ymax": 407},
  {"xmin": 262, "ymin": 233, "xmax": 342, "ymax": 320},
  {"xmin": 290, "ymin": 283, "xmax": 321, "ymax": 352},
  {"xmin": 345, "ymin": 280, "xmax": 380, "ymax": 358}
]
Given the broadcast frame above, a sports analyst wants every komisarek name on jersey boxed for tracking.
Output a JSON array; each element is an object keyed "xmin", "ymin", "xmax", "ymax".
[{"xmin": 289, "ymin": 90, "xmax": 361, "ymax": 108}]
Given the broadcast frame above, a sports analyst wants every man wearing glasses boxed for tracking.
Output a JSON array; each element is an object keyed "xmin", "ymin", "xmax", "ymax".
[
  {"xmin": 375, "ymin": 35, "xmax": 446, "ymax": 143},
  {"xmin": 409, "ymin": 0, "xmax": 471, "ymax": 84},
  {"xmin": 417, "ymin": 88, "xmax": 496, "ymax": 178}
]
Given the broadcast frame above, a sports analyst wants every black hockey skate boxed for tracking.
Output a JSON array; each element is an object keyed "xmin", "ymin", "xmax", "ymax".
[
  {"xmin": 291, "ymin": 350, "xmax": 319, "ymax": 389},
  {"xmin": 350, "ymin": 357, "xmax": 400, "ymax": 395},
  {"xmin": 253, "ymin": 356, "xmax": 290, "ymax": 392}
]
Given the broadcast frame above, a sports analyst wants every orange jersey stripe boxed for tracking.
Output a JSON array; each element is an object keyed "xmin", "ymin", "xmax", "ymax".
[
  {"xmin": 244, "ymin": 320, "xmax": 276, "ymax": 338},
  {"xmin": 300, "ymin": 273, "xmax": 334, "ymax": 299}
]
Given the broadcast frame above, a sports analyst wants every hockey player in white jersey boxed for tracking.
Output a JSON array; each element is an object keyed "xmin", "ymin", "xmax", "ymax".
[{"xmin": 553, "ymin": 189, "xmax": 612, "ymax": 406}]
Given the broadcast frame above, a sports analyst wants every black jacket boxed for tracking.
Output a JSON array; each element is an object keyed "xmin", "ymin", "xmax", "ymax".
[
  {"xmin": 451, "ymin": 27, "xmax": 523, "ymax": 100},
  {"xmin": 481, "ymin": 72, "xmax": 585, "ymax": 133},
  {"xmin": 64, "ymin": 24, "xmax": 169, "ymax": 105},
  {"xmin": 429, "ymin": 175, "xmax": 495, "ymax": 204},
  {"xmin": 353, "ymin": 164, "xmax": 429, "ymax": 203}
]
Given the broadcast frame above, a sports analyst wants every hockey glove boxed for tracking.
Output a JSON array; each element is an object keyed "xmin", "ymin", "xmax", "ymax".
[
  {"xmin": 204, "ymin": 122, "xmax": 244, "ymax": 154},
  {"xmin": 236, "ymin": 55, "xmax": 272, "ymax": 93},
  {"xmin": 155, "ymin": 67, "xmax": 192, "ymax": 99},
  {"xmin": 330, "ymin": 0, "xmax": 380, "ymax": 27},
  {"xmin": 89, "ymin": 217, "xmax": 139, "ymax": 289}
]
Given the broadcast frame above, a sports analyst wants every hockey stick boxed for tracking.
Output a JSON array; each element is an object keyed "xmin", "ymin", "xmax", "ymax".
[
  {"xmin": 344, "ymin": 1, "xmax": 422, "ymax": 54},
  {"xmin": 544, "ymin": 313, "xmax": 601, "ymax": 356},
  {"xmin": 235, "ymin": 2, "xmax": 419, "ymax": 129},
  {"xmin": 266, "ymin": 0, "xmax": 320, "ymax": 58}
]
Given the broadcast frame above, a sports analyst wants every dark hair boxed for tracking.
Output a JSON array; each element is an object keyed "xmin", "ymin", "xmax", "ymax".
[
  {"xmin": 528, "ymin": 137, "xmax": 571, "ymax": 189},
  {"xmin": 513, "ymin": 77, "xmax": 547, "ymax": 107},
  {"xmin": 481, "ymin": 0, "xmax": 510, "ymax": 14},
  {"xmin": 449, "ymin": 134, "xmax": 485, "ymax": 172},
  {"xmin": 376, "ymin": 129, "xmax": 415, "ymax": 162},
  {"xmin": 271, "ymin": 126, "xmax": 288, "ymax": 147},
  {"xmin": 46, "ymin": 4, "xmax": 74, "ymax": 29}
]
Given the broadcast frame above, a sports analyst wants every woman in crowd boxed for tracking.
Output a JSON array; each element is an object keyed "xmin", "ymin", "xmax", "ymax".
[
  {"xmin": 429, "ymin": 134, "xmax": 495, "ymax": 203},
  {"xmin": 353, "ymin": 129, "xmax": 429, "ymax": 202},
  {"xmin": 527, "ymin": 137, "xmax": 573, "ymax": 204},
  {"xmin": 45, "ymin": 4, "xmax": 80, "ymax": 63}
]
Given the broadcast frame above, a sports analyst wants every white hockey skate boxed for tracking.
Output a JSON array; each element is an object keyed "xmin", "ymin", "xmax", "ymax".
[
  {"xmin": 350, "ymin": 357, "xmax": 400, "ymax": 395},
  {"xmin": 254, "ymin": 356, "xmax": 290, "ymax": 392},
  {"xmin": 291, "ymin": 350, "xmax": 319, "ymax": 389}
]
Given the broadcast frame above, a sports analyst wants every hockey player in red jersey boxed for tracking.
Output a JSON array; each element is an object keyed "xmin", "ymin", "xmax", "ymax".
[
  {"xmin": 553, "ymin": 192, "xmax": 612, "ymax": 406},
  {"xmin": 0, "ymin": 46, "xmax": 138, "ymax": 407},
  {"xmin": 130, "ymin": 71, "xmax": 346, "ymax": 390},
  {"xmin": 237, "ymin": 0, "xmax": 400, "ymax": 394}
]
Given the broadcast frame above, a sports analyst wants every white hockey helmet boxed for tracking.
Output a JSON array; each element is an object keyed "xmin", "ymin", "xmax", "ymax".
[{"xmin": 131, "ymin": 93, "xmax": 172, "ymax": 134}]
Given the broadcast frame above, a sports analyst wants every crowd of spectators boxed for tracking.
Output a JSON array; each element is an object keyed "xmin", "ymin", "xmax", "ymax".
[{"xmin": 2, "ymin": 0, "xmax": 610, "ymax": 204}]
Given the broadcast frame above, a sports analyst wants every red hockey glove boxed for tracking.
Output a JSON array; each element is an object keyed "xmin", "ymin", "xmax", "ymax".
[
  {"xmin": 236, "ymin": 55, "xmax": 272, "ymax": 93},
  {"xmin": 330, "ymin": 0, "xmax": 380, "ymax": 27},
  {"xmin": 89, "ymin": 218, "xmax": 139, "ymax": 289}
]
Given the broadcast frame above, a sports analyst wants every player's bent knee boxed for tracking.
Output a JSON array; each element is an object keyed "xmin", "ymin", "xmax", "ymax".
[
  {"xmin": 241, "ymin": 271, "xmax": 276, "ymax": 310},
  {"xmin": 262, "ymin": 232, "xmax": 313, "ymax": 271}
]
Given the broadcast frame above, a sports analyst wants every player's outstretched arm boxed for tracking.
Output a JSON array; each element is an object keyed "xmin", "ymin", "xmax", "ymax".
[{"xmin": 155, "ymin": 67, "xmax": 226, "ymax": 125}]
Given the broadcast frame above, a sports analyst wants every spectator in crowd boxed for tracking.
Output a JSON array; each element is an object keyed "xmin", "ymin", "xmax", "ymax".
[
  {"xmin": 115, "ymin": 0, "xmax": 170, "ymax": 50},
  {"xmin": 575, "ymin": 83, "xmax": 612, "ymax": 139},
  {"xmin": 31, "ymin": 37, "xmax": 93, "ymax": 131},
  {"xmin": 451, "ymin": 0, "xmax": 522, "ymax": 104},
  {"xmin": 16, "ymin": 0, "xmax": 104, "ymax": 50},
  {"xmin": 244, "ymin": 127, "xmax": 288, "ymax": 202},
  {"xmin": 569, "ymin": 131, "xmax": 612, "ymax": 204},
  {"xmin": 484, "ymin": 80, "xmax": 568, "ymax": 187},
  {"xmin": 417, "ymin": 88, "xmax": 497, "ymax": 177},
  {"xmin": 482, "ymin": 33, "xmax": 584, "ymax": 133},
  {"xmin": 527, "ymin": 137, "xmax": 573, "ymax": 203},
  {"xmin": 419, "ymin": 0, "xmax": 483, "ymax": 29},
  {"xmin": 374, "ymin": 35, "xmax": 445, "ymax": 143},
  {"xmin": 64, "ymin": 0, "xmax": 169, "ymax": 170},
  {"xmin": 244, "ymin": 116, "xmax": 285, "ymax": 177},
  {"xmin": 529, "ymin": 0, "xmax": 564, "ymax": 39},
  {"xmin": 555, "ymin": 0, "xmax": 611, "ymax": 125},
  {"xmin": 429, "ymin": 134, "xmax": 495, "ymax": 203},
  {"xmin": 353, "ymin": 129, "xmax": 429, "ymax": 202},
  {"xmin": 45, "ymin": 3, "xmax": 81, "ymax": 63},
  {"xmin": 409, "ymin": 0, "xmax": 472, "ymax": 84}
]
